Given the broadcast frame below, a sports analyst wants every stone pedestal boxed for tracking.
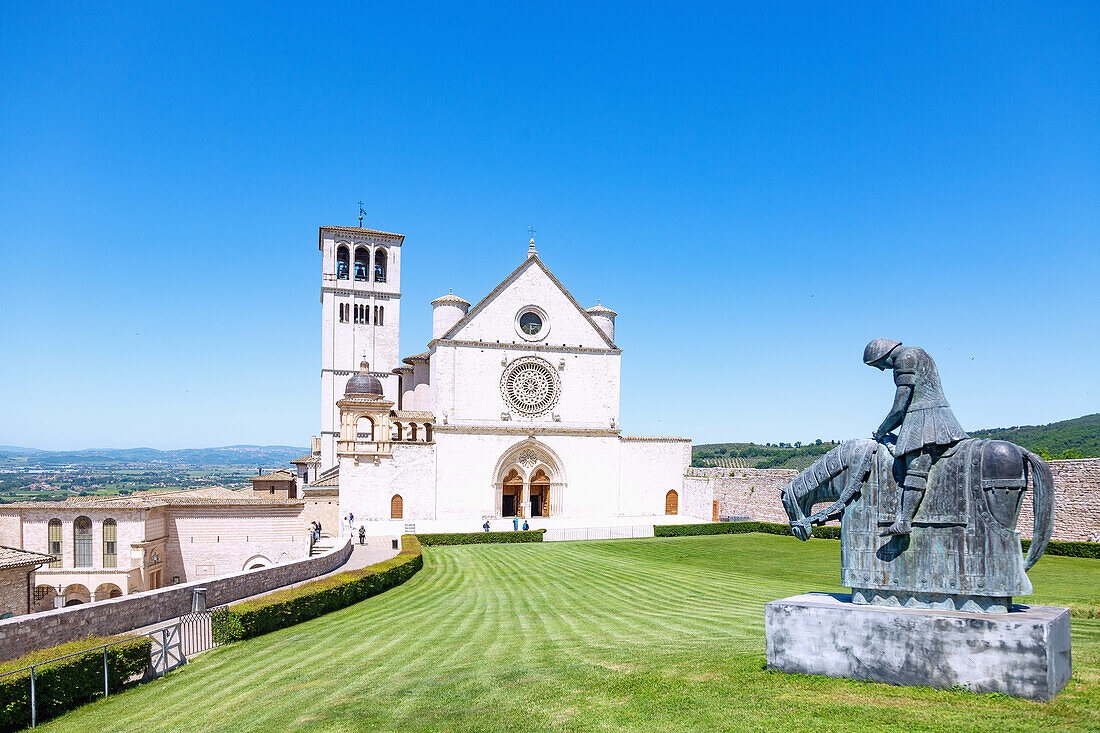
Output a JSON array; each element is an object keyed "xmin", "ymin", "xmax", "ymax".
[{"xmin": 765, "ymin": 593, "xmax": 1071, "ymax": 701}]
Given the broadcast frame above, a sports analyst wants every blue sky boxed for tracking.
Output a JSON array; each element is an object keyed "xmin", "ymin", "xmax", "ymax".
[{"xmin": 0, "ymin": 2, "xmax": 1097, "ymax": 450}]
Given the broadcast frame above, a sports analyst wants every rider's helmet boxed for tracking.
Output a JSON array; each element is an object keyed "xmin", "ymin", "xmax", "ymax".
[{"xmin": 863, "ymin": 338, "xmax": 902, "ymax": 370}]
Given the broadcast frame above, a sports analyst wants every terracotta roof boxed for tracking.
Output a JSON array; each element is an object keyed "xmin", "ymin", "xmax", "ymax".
[
  {"xmin": 431, "ymin": 292, "xmax": 470, "ymax": 307},
  {"xmin": 392, "ymin": 410, "xmax": 435, "ymax": 420},
  {"xmin": 402, "ymin": 352, "xmax": 430, "ymax": 365},
  {"xmin": 290, "ymin": 454, "xmax": 320, "ymax": 464},
  {"xmin": 587, "ymin": 302, "xmax": 617, "ymax": 316},
  {"xmin": 318, "ymin": 226, "xmax": 405, "ymax": 250},
  {"xmin": 1, "ymin": 486, "xmax": 303, "ymax": 509},
  {"xmin": 252, "ymin": 470, "xmax": 296, "ymax": 483},
  {"xmin": 391, "ymin": 365, "xmax": 413, "ymax": 373},
  {"xmin": 0, "ymin": 546, "xmax": 54, "ymax": 570},
  {"xmin": 311, "ymin": 471, "xmax": 340, "ymax": 487}
]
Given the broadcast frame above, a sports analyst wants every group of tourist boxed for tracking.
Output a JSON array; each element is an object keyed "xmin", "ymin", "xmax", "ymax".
[
  {"xmin": 482, "ymin": 518, "xmax": 530, "ymax": 532},
  {"xmin": 309, "ymin": 520, "xmax": 322, "ymax": 543}
]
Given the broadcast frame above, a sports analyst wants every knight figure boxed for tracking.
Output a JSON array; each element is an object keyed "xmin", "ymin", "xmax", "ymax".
[{"xmin": 863, "ymin": 338, "xmax": 969, "ymax": 536}]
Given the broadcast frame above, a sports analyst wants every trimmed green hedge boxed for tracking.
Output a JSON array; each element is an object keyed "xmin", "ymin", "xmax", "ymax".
[
  {"xmin": 0, "ymin": 637, "xmax": 151, "ymax": 732},
  {"xmin": 654, "ymin": 521, "xmax": 837, "ymax": 539},
  {"xmin": 656, "ymin": 522, "xmax": 1099, "ymax": 559},
  {"xmin": 212, "ymin": 535, "xmax": 423, "ymax": 644},
  {"xmin": 416, "ymin": 529, "xmax": 546, "ymax": 546},
  {"xmin": 1022, "ymin": 538, "xmax": 1100, "ymax": 560}
]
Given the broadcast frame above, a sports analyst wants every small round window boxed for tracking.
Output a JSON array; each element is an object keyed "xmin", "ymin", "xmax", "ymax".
[{"xmin": 519, "ymin": 311, "xmax": 543, "ymax": 336}]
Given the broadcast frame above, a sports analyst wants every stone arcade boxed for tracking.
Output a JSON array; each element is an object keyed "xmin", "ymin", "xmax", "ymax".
[{"xmin": 301, "ymin": 227, "xmax": 698, "ymax": 533}]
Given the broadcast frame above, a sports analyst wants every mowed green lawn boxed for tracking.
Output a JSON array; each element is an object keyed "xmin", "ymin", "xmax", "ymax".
[{"xmin": 42, "ymin": 535, "xmax": 1100, "ymax": 732}]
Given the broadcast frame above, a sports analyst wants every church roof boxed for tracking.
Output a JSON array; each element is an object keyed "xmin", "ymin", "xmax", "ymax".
[
  {"xmin": 311, "ymin": 471, "xmax": 340, "ymax": 487},
  {"xmin": 1, "ymin": 486, "xmax": 303, "ymax": 509},
  {"xmin": 587, "ymin": 302, "xmax": 617, "ymax": 316},
  {"xmin": 437, "ymin": 254, "xmax": 618, "ymax": 349},
  {"xmin": 0, "ymin": 546, "xmax": 54, "ymax": 570},
  {"xmin": 290, "ymin": 454, "xmax": 319, "ymax": 465},
  {"xmin": 318, "ymin": 226, "xmax": 405, "ymax": 250},
  {"xmin": 252, "ymin": 470, "xmax": 296, "ymax": 483},
  {"xmin": 431, "ymin": 292, "xmax": 470, "ymax": 307},
  {"xmin": 402, "ymin": 352, "xmax": 430, "ymax": 364}
]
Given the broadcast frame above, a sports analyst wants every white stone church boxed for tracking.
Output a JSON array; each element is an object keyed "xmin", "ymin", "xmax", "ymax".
[{"xmin": 295, "ymin": 225, "xmax": 701, "ymax": 533}]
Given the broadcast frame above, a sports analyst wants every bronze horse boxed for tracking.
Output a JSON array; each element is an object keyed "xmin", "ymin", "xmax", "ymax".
[{"xmin": 779, "ymin": 437, "xmax": 1054, "ymax": 611}]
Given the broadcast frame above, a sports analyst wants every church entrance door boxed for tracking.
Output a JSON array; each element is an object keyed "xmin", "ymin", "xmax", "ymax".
[{"xmin": 503, "ymin": 494, "xmax": 517, "ymax": 517}]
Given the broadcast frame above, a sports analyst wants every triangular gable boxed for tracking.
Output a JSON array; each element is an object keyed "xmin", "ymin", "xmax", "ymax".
[{"xmin": 440, "ymin": 256, "xmax": 618, "ymax": 349}]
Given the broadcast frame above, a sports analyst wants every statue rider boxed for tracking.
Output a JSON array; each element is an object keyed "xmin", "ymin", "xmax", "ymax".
[{"xmin": 864, "ymin": 339, "xmax": 969, "ymax": 536}]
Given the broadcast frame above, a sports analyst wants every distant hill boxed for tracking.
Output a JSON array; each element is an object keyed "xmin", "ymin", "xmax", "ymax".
[
  {"xmin": 970, "ymin": 413, "xmax": 1100, "ymax": 459},
  {"xmin": 693, "ymin": 413, "xmax": 1100, "ymax": 468},
  {"xmin": 0, "ymin": 445, "xmax": 309, "ymax": 468}
]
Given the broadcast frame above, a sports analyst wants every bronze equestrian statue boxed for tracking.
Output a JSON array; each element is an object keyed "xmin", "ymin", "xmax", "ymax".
[{"xmin": 779, "ymin": 340, "xmax": 1054, "ymax": 613}]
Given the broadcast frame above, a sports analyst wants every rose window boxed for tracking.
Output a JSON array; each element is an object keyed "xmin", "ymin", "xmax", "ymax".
[{"xmin": 501, "ymin": 357, "xmax": 560, "ymax": 417}]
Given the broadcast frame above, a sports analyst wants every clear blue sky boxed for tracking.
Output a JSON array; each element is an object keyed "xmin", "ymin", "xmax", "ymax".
[{"xmin": 1, "ymin": 2, "xmax": 1097, "ymax": 450}]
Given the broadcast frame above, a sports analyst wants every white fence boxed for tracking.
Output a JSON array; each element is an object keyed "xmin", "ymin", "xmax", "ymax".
[{"xmin": 542, "ymin": 525, "xmax": 655, "ymax": 542}]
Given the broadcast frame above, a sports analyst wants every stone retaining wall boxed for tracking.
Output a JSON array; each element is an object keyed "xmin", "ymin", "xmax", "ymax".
[
  {"xmin": 686, "ymin": 457, "xmax": 1100, "ymax": 542},
  {"xmin": 0, "ymin": 538, "xmax": 353, "ymax": 663}
]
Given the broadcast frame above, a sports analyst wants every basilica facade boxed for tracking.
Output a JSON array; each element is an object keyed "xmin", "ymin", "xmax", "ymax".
[{"xmin": 300, "ymin": 226, "xmax": 698, "ymax": 532}]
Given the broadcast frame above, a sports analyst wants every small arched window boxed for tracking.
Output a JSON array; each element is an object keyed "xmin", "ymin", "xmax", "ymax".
[
  {"xmin": 424, "ymin": 423, "xmax": 433, "ymax": 442},
  {"xmin": 377, "ymin": 306, "xmax": 384, "ymax": 326},
  {"xmin": 409, "ymin": 423, "xmax": 418, "ymax": 441},
  {"xmin": 74, "ymin": 516, "xmax": 93, "ymax": 568},
  {"xmin": 48, "ymin": 519, "xmax": 62, "ymax": 567},
  {"xmin": 354, "ymin": 247, "xmax": 370, "ymax": 281},
  {"xmin": 391, "ymin": 494, "xmax": 403, "ymax": 519},
  {"xmin": 374, "ymin": 247, "xmax": 387, "ymax": 282},
  {"xmin": 336, "ymin": 245, "xmax": 350, "ymax": 279},
  {"xmin": 392, "ymin": 422, "xmax": 403, "ymax": 441},
  {"xmin": 356, "ymin": 415, "xmax": 374, "ymax": 440},
  {"xmin": 103, "ymin": 519, "xmax": 117, "ymax": 568}
]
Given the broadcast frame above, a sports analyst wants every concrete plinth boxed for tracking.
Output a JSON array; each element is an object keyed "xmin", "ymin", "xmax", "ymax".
[{"xmin": 765, "ymin": 593, "xmax": 1071, "ymax": 701}]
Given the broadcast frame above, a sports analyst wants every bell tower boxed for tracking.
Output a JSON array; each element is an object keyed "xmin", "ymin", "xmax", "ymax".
[{"xmin": 318, "ymin": 225, "xmax": 404, "ymax": 469}]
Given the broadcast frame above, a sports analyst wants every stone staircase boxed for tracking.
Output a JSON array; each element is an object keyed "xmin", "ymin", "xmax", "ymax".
[{"xmin": 310, "ymin": 535, "xmax": 338, "ymax": 557}]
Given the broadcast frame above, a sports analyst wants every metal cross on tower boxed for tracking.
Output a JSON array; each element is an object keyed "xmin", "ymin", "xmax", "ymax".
[
  {"xmin": 528, "ymin": 225, "xmax": 536, "ymax": 240},
  {"xmin": 358, "ymin": 202, "xmax": 366, "ymax": 227}
]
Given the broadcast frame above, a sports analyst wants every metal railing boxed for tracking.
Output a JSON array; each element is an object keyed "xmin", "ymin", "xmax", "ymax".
[
  {"xmin": 0, "ymin": 609, "xmax": 220, "ymax": 728},
  {"xmin": 542, "ymin": 525, "xmax": 655, "ymax": 542}
]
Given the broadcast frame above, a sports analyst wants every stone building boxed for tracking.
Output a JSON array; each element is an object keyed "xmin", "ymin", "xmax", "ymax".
[
  {"xmin": 0, "ymin": 547, "xmax": 53, "ymax": 619},
  {"xmin": 251, "ymin": 469, "xmax": 298, "ymax": 499},
  {"xmin": 306, "ymin": 227, "xmax": 698, "ymax": 532},
  {"xmin": 0, "ymin": 487, "xmax": 309, "ymax": 610}
]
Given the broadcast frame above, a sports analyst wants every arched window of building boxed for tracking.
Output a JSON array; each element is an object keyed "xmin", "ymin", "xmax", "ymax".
[
  {"xmin": 392, "ymin": 422, "xmax": 403, "ymax": 441},
  {"xmin": 48, "ymin": 519, "xmax": 62, "ymax": 567},
  {"xmin": 377, "ymin": 306, "xmax": 384, "ymax": 326},
  {"xmin": 391, "ymin": 494, "xmax": 403, "ymax": 519},
  {"xmin": 356, "ymin": 415, "xmax": 374, "ymax": 441},
  {"xmin": 373, "ymin": 247, "xmax": 387, "ymax": 282},
  {"xmin": 424, "ymin": 423, "xmax": 433, "ymax": 442},
  {"xmin": 74, "ymin": 516, "xmax": 93, "ymax": 567},
  {"xmin": 409, "ymin": 423, "xmax": 418, "ymax": 441},
  {"xmin": 354, "ymin": 247, "xmax": 370, "ymax": 281},
  {"xmin": 664, "ymin": 490, "xmax": 679, "ymax": 515},
  {"xmin": 103, "ymin": 519, "xmax": 117, "ymax": 568},
  {"xmin": 336, "ymin": 245, "xmax": 350, "ymax": 279}
]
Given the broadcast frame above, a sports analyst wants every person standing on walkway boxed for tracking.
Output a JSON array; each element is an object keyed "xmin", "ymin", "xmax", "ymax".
[
  {"xmin": 522, "ymin": 520, "xmax": 529, "ymax": 531},
  {"xmin": 358, "ymin": 525, "xmax": 366, "ymax": 545},
  {"xmin": 483, "ymin": 520, "xmax": 490, "ymax": 532},
  {"xmin": 513, "ymin": 517, "xmax": 519, "ymax": 531}
]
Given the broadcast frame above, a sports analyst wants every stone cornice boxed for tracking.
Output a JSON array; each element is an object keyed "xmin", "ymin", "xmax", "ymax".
[
  {"xmin": 434, "ymin": 425, "xmax": 621, "ymax": 437},
  {"xmin": 428, "ymin": 339, "xmax": 621, "ymax": 356},
  {"xmin": 619, "ymin": 436, "xmax": 692, "ymax": 443},
  {"xmin": 319, "ymin": 226, "xmax": 405, "ymax": 249},
  {"xmin": 322, "ymin": 287, "xmax": 401, "ymax": 299}
]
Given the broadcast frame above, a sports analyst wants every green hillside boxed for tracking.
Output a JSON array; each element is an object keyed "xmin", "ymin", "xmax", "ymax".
[
  {"xmin": 970, "ymin": 413, "xmax": 1100, "ymax": 459},
  {"xmin": 693, "ymin": 413, "xmax": 1100, "ymax": 467}
]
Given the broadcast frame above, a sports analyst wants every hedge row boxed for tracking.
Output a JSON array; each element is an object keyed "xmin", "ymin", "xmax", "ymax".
[
  {"xmin": 656, "ymin": 522, "xmax": 1099, "ymax": 559},
  {"xmin": 212, "ymin": 535, "xmax": 423, "ymax": 644},
  {"xmin": 0, "ymin": 637, "xmax": 151, "ymax": 732},
  {"xmin": 1022, "ymin": 538, "xmax": 1100, "ymax": 560},
  {"xmin": 416, "ymin": 529, "xmax": 546, "ymax": 546},
  {"xmin": 654, "ymin": 521, "xmax": 839, "ymax": 539}
]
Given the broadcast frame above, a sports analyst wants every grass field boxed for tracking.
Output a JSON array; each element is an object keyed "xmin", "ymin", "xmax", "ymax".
[{"xmin": 41, "ymin": 535, "xmax": 1100, "ymax": 732}]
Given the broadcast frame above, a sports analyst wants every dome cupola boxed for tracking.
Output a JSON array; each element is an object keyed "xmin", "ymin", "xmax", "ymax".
[{"xmin": 344, "ymin": 361, "xmax": 384, "ymax": 398}]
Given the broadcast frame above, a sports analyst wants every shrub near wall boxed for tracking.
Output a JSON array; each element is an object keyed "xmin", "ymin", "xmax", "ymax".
[
  {"xmin": 416, "ymin": 529, "xmax": 546, "ymax": 546},
  {"xmin": 0, "ymin": 637, "xmax": 151, "ymax": 732},
  {"xmin": 212, "ymin": 535, "xmax": 423, "ymax": 644},
  {"xmin": 656, "ymin": 522, "xmax": 1098, "ymax": 558}
]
